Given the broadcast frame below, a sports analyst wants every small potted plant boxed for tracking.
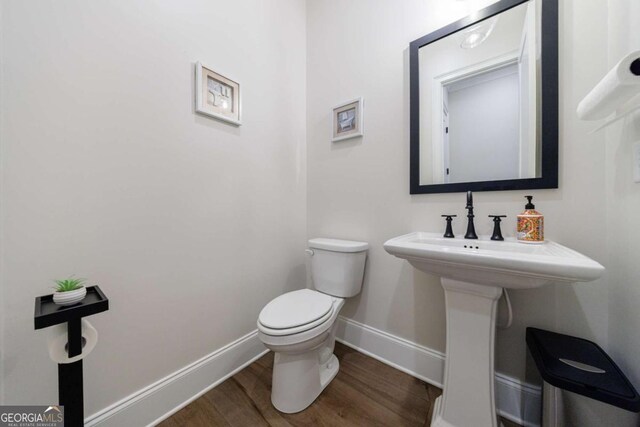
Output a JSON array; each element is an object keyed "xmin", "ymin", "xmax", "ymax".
[{"xmin": 52, "ymin": 277, "xmax": 87, "ymax": 306}]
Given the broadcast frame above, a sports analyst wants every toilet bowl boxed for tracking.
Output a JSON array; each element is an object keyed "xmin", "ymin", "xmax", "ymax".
[{"xmin": 257, "ymin": 238, "xmax": 368, "ymax": 414}]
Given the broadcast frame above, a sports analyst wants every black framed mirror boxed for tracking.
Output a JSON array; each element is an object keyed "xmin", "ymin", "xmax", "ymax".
[{"xmin": 409, "ymin": 0, "xmax": 558, "ymax": 194}]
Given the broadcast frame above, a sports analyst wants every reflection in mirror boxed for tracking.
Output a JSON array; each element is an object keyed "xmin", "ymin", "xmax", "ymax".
[
  {"xmin": 410, "ymin": 0, "xmax": 558, "ymax": 195},
  {"xmin": 419, "ymin": 1, "xmax": 539, "ymax": 186}
]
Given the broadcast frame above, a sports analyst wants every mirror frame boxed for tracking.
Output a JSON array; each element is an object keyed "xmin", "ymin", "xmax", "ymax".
[{"xmin": 409, "ymin": 0, "xmax": 558, "ymax": 194}]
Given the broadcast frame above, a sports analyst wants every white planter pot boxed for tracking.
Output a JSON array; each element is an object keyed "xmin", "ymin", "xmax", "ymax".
[{"xmin": 53, "ymin": 287, "xmax": 87, "ymax": 306}]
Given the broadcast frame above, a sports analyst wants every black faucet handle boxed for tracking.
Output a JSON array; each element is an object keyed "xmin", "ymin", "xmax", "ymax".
[
  {"xmin": 489, "ymin": 215, "xmax": 507, "ymax": 241},
  {"xmin": 442, "ymin": 215, "xmax": 456, "ymax": 238},
  {"xmin": 466, "ymin": 191, "xmax": 473, "ymax": 208}
]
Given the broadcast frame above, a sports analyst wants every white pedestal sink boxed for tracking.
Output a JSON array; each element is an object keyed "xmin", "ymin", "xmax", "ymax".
[{"xmin": 384, "ymin": 232, "xmax": 605, "ymax": 427}]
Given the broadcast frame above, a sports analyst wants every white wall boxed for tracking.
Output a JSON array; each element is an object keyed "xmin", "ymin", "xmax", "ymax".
[
  {"xmin": 307, "ymin": 0, "xmax": 610, "ymax": 382},
  {"xmin": 0, "ymin": 0, "xmax": 307, "ymax": 415},
  {"xmin": 605, "ymin": 0, "xmax": 640, "ymax": 389},
  {"xmin": 0, "ymin": 0, "xmax": 4, "ymax": 403}
]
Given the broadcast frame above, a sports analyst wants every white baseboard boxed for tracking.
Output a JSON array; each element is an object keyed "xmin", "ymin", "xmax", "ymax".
[
  {"xmin": 85, "ymin": 330, "xmax": 268, "ymax": 427},
  {"xmin": 495, "ymin": 372, "xmax": 543, "ymax": 427},
  {"xmin": 335, "ymin": 316, "xmax": 542, "ymax": 427},
  {"xmin": 84, "ymin": 318, "xmax": 540, "ymax": 427},
  {"xmin": 335, "ymin": 314, "xmax": 446, "ymax": 388}
]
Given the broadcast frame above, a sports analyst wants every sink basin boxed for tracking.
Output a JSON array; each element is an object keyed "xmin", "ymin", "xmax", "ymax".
[
  {"xmin": 383, "ymin": 232, "xmax": 604, "ymax": 289},
  {"xmin": 384, "ymin": 231, "xmax": 605, "ymax": 427}
]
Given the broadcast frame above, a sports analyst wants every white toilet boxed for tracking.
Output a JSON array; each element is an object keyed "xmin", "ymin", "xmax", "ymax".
[{"xmin": 257, "ymin": 238, "xmax": 368, "ymax": 413}]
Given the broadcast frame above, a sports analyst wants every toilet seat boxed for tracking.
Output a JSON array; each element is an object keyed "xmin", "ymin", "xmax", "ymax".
[{"xmin": 258, "ymin": 289, "xmax": 335, "ymax": 336}]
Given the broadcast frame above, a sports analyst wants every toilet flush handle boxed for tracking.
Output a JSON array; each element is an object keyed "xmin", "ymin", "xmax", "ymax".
[{"xmin": 305, "ymin": 249, "xmax": 314, "ymax": 256}]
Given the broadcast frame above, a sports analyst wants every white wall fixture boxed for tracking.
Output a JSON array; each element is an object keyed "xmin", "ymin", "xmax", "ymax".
[
  {"xmin": 257, "ymin": 238, "xmax": 368, "ymax": 413},
  {"xmin": 195, "ymin": 62, "xmax": 242, "ymax": 125},
  {"xmin": 334, "ymin": 315, "xmax": 544, "ymax": 427},
  {"xmin": 577, "ymin": 50, "xmax": 640, "ymax": 134},
  {"xmin": 384, "ymin": 232, "xmax": 605, "ymax": 427},
  {"xmin": 577, "ymin": 50, "xmax": 640, "ymax": 121},
  {"xmin": 332, "ymin": 98, "xmax": 364, "ymax": 142}
]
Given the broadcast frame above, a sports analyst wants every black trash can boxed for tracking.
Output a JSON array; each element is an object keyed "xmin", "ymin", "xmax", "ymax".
[{"xmin": 526, "ymin": 327, "xmax": 640, "ymax": 427}]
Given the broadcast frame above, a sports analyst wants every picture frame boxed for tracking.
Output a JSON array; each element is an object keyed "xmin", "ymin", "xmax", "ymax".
[
  {"xmin": 332, "ymin": 97, "xmax": 364, "ymax": 142},
  {"xmin": 195, "ymin": 62, "xmax": 241, "ymax": 126}
]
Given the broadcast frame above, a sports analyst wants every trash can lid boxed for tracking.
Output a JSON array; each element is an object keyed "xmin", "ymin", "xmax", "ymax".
[{"xmin": 526, "ymin": 327, "xmax": 640, "ymax": 412}]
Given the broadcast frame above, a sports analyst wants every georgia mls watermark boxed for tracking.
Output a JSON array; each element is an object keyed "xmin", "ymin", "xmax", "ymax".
[{"xmin": 0, "ymin": 406, "xmax": 64, "ymax": 427}]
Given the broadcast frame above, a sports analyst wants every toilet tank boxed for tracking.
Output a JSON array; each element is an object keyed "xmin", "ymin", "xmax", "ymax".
[{"xmin": 308, "ymin": 238, "xmax": 368, "ymax": 298}]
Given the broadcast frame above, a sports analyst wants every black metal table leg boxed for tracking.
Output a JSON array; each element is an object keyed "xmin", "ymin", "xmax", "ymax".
[
  {"xmin": 59, "ymin": 318, "xmax": 84, "ymax": 426},
  {"xmin": 58, "ymin": 360, "xmax": 84, "ymax": 426}
]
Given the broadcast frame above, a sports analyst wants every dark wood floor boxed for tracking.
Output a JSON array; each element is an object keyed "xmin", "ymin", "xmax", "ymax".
[{"xmin": 159, "ymin": 342, "xmax": 519, "ymax": 427}]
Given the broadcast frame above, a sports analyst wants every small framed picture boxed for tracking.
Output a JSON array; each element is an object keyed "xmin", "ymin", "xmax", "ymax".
[
  {"xmin": 332, "ymin": 98, "xmax": 363, "ymax": 142},
  {"xmin": 195, "ymin": 62, "xmax": 241, "ymax": 126}
]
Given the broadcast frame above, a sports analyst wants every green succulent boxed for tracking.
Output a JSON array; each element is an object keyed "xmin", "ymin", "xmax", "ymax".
[{"xmin": 53, "ymin": 277, "xmax": 86, "ymax": 292}]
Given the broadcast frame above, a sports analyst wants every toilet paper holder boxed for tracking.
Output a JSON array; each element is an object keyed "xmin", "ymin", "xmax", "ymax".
[
  {"xmin": 34, "ymin": 285, "xmax": 109, "ymax": 427},
  {"xmin": 578, "ymin": 51, "xmax": 640, "ymax": 133}
]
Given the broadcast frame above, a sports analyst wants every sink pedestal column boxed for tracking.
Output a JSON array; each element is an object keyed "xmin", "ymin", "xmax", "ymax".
[{"xmin": 432, "ymin": 278, "xmax": 503, "ymax": 427}]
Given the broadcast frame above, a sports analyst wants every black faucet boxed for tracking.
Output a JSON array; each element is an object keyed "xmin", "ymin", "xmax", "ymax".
[{"xmin": 464, "ymin": 191, "xmax": 478, "ymax": 239}]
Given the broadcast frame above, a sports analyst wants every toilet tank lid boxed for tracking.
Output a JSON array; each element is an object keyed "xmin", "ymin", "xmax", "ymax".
[{"xmin": 309, "ymin": 238, "xmax": 369, "ymax": 253}]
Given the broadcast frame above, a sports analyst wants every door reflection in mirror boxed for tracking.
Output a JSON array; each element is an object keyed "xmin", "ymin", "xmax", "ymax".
[{"xmin": 418, "ymin": 1, "xmax": 540, "ymax": 186}]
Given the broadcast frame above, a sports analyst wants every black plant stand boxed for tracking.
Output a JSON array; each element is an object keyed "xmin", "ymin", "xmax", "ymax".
[{"xmin": 34, "ymin": 286, "xmax": 109, "ymax": 427}]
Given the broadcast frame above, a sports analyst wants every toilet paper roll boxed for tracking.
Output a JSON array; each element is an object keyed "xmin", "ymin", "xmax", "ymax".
[
  {"xmin": 47, "ymin": 319, "xmax": 98, "ymax": 364},
  {"xmin": 577, "ymin": 50, "xmax": 640, "ymax": 121}
]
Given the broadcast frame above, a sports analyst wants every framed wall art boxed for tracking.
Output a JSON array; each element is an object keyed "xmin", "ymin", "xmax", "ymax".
[
  {"xmin": 332, "ymin": 97, "xmax": 363, "ymax": 142},
  {"xmin": 195, "ymin": 62, "xmax": 241, "ymax": 126}
]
